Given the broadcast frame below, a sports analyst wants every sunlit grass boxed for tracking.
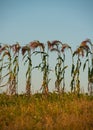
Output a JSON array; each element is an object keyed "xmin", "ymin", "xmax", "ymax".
[{"xmin": 0, "ymin": 93, "xmax": 93, "ymax": 130}]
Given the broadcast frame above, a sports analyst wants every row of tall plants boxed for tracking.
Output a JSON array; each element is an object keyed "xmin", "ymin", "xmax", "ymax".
[{"xmin": 0, "ymin": 39, "xmax": 93, "ymax": 95}]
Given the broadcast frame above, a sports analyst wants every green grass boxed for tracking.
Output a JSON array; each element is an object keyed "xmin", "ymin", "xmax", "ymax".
[{"xmin": 0, "ymin": 93, "xmax": 93, "ymax": 130}]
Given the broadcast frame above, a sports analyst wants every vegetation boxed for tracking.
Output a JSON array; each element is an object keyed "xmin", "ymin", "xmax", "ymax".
[
  {"xmin": 0, "ymin": 39, "xmax": 93, "ymax": 95},
  {"xmin": 0, "ymin": 93, "xmax": 93, "ymax": 130},
  {"xmin": 0, "ymin": 39, "xmax": 93, "ymax": 129},
  {"xmin": 22, "ymin": 44, "xmax": 32, "ymax": 95}
]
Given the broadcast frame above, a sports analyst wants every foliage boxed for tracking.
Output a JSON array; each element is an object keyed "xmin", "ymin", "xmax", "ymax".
[
  {"xmin": 32, "ymin": 44, "xmax": 50, "ymax": 95},
  {"xmin": 0, "ymin": 44, "xmax": 17, "ymax": 95},
  {"xmin": 0, "ymin": 93, "xmax": 93, "ymax": 130},
  {"xmin": 22, "ymin": 45, "xmax": 32, "ymax": 95},
  {"xmin": 0, "ymin": 39, "xmax": 93, "ymax": 95}
]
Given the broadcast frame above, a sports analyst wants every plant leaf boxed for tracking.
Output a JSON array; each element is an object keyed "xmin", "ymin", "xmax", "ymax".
[
  {"xmin": 71, "ymin": 64, "xmax": 75, "ymax": 76},
  {"xmin": 61, "ymin": 66, "xmax": 68, "ymax": 73},
  {"xmin": 83, "ymin": 59, "xmax": 88, "ymax": 71}
]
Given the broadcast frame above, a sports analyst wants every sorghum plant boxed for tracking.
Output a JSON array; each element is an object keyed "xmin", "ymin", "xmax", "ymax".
[
  {"xmin": 29, "ymin": 41, "xmax": 50, "ymax": 95},
  {"xmin": 1, "ymin": 44, "xmax": 16, "ymax": 94},
  {"xmin": 22, "ymin": 45, "xmax": 32, "ymax": 95},
  {"xmin": 48, "ymin": 40, "xmax": 67, "ymax": 93},
  {"xmin": 61, "ymin": 43, "xmax": 72, "ymax": 91},
  {"xmin": 72, "ymin": 47, "xmax": 84, "ymax": 95},
  {"xmin": 11, "ymin": 43, "xmax": 21, "ymax": 94},
  {"xmin": 81, "ymin": 39, "xmax": 93, "ymax": 95}
]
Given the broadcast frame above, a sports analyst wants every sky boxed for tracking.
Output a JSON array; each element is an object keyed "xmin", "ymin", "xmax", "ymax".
[{"xmin": 0, "ymin": 0, "xmax": 93, "ymax": 93}]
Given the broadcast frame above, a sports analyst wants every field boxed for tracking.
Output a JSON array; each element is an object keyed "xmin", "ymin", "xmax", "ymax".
[{"xmin": 0, "ymin": 93, "xmax": 93, "ymax": 130}]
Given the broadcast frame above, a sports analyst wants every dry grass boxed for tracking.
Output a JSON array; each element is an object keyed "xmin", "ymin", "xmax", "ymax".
[{"xmin": 0, "ymin": 93, "xmax": 93, "ymax": 130}]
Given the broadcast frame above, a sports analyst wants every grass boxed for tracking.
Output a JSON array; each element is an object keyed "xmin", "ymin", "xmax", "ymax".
[{"xmin": 0, "ymin": 92, "xmax": 93, "ymax": 130}]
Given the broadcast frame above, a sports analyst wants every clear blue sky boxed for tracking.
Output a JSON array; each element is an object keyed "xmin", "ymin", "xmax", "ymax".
[{"xmin": 0, "ymin": 0, "xmax": 93, "ymax": 93}]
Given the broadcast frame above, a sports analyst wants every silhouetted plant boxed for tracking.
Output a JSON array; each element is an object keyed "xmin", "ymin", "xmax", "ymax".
[
  {"xmin": 0, "ymin": 44, "xmax": 17, "ymax": 94},
  {"xmin": 37, "ymin": 51, "xmax": 49, "ymax": 95},
  {"xmin": 61, "ymin": 43, "xmax": 72, "ymax": 91},
  {"xmin": 0, "ymin": 45, "xmax": 7, "ymax": 87},
  {"xmin": 48, "ymin": 41, "xmax": 60, "ymax": 92},
  {"xmin": 11, "ymin": 43, "xmax": 21, "ymax": 95},
  {"xmin": 73, "ymin": 46, "xmax": 85, "ymax": 95},
  {"xmin": 48, "ymin": 40, "xmax": 67, "ymax": 93},
  {"xmin": 22, "ymin": 45, "xmax": 32, "ymax": 95},
  {"xmin": 81, "ymin": 39, "xmax": 93, "ymax": 95},
  {"xmin": 30, "ymin": 41, "xmax": 50, "ymax": 95}
]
